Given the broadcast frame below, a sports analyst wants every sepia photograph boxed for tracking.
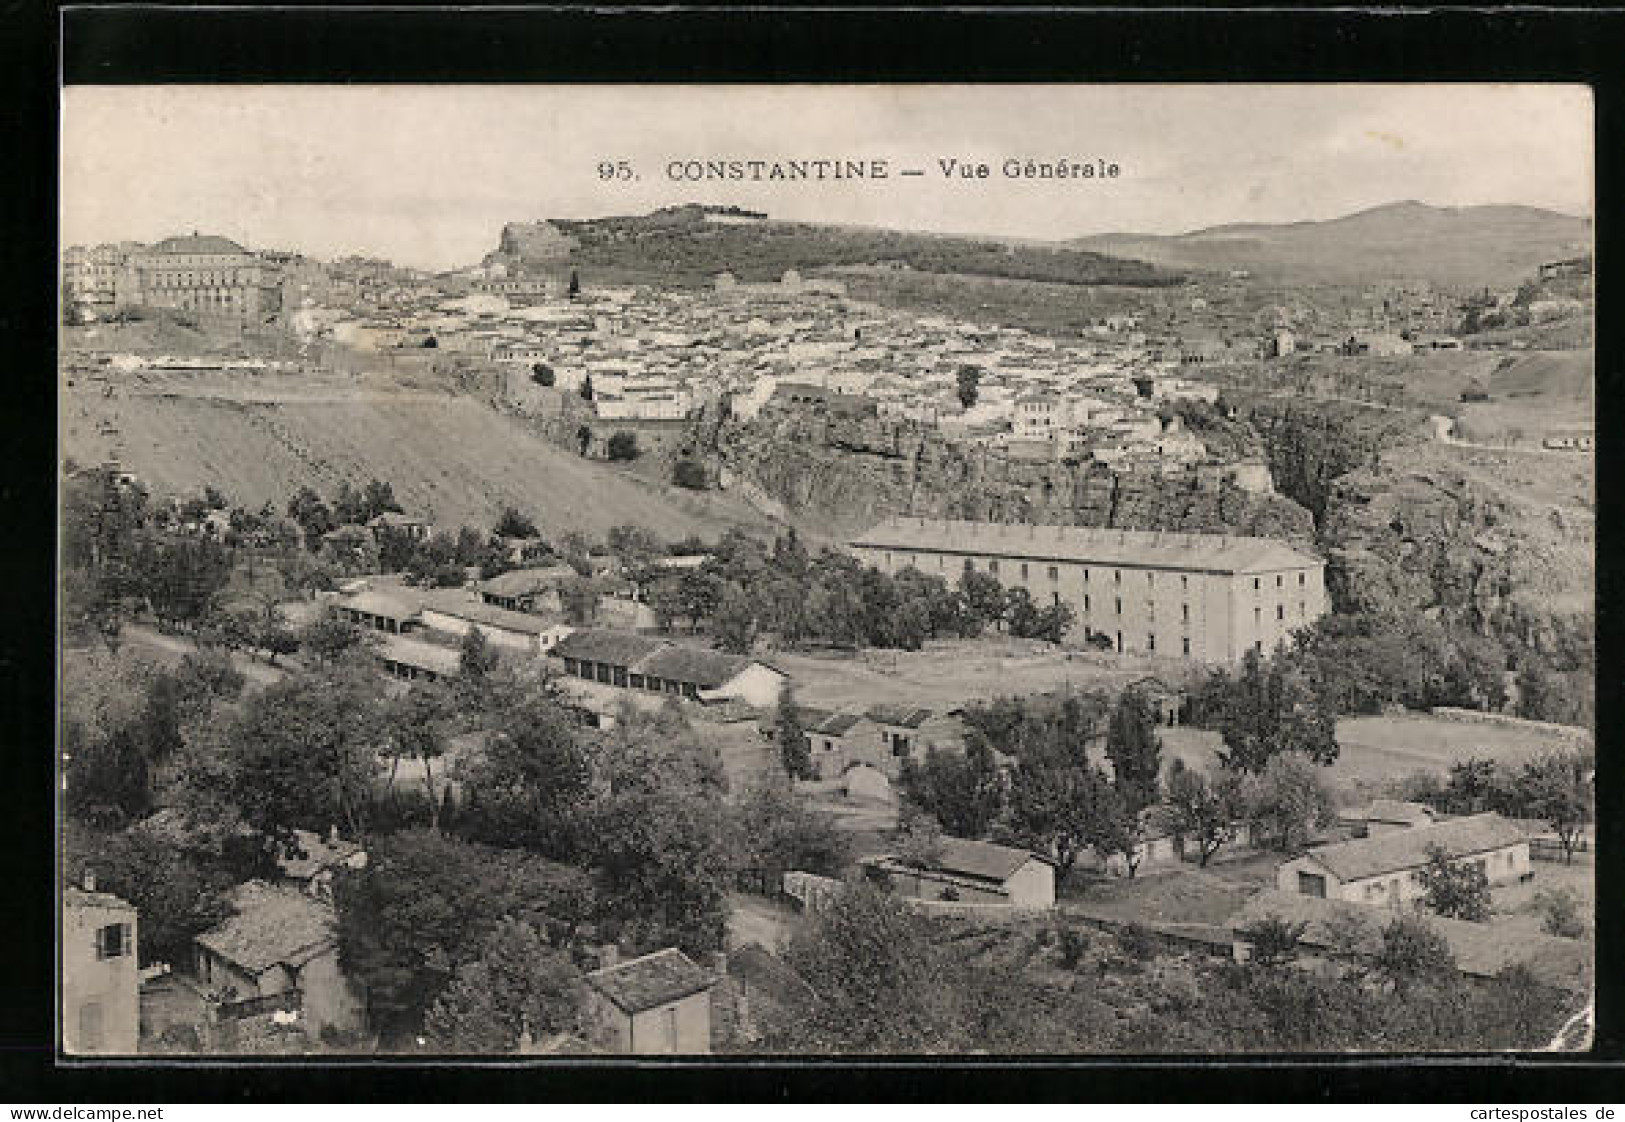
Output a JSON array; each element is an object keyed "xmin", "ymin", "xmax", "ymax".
[{"xmin": 57, "ymin": 82, "xmax": 1596, "ymax": 1060}]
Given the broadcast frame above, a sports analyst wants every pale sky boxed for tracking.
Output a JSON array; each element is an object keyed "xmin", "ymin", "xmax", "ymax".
[{"xmin": 61, "ymin": 84, "xmax": 1593, "ymax": 272}]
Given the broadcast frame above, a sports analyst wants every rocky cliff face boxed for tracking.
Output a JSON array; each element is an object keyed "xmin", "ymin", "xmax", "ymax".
[
  {"xmin": 488, "ymin": 221, "xmax": 577, "ymax": 266},
  {"xmin": 712, "ymin": 413, "xmax": 1316, "ymax": 542}
]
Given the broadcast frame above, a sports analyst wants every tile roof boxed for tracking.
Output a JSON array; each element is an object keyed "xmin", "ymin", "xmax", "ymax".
[
  {"xmin": 552, "ymin": 628, "xmax": 668, "ymax": 669},
  {"xmin": 416, "ymin": 589, "xmax": 559, "ymax": 635},
  {"xmin": 376, "ymin": 633, "xmax": 464, "ymax": 677},
  {"xmin": 811, "ymin": 711, "xmax": 868, "ymax": 737},
  {"xmin": 586, "ymin": 948, "xmax": 717, "ymax": 1015},
  {"xmin": 1230, "ymin": 889, "xmax": 1592, "ymax": 992},
  {"xmin": 478, "ymin": 566, "xmax": 576, "ymax": 598},
  {"xmin": 635, "ymin": 644, "xmax": 754, "ymax": 689},
  {"xmin": 850, "ymin": 517, "xmax": 1322, "ymax": 575},
  {"xmin": 931, "ymin": 837, "xmax": 1051, "ymax": 883},
  {"xmin": 1339, "ymin": 799, "xmax": 1437, "ymax": 828},
  {"xmin": 1299, "ymin": 812, "xmax": 1530, "ymax": 884},
  {"xmin": 865, "ymin": 704, "xmax": 935, "ymax": 729},
  {"xmin": 338, "ymin": 589, "xmax": 422, "ymax": 622},
  {"xmin": 149, "ymin": 234, "xmax": 248, "ymax": 255},
  {"xmin": 195, "ymin": 881, "xmax": 338, "ymax": 975}
]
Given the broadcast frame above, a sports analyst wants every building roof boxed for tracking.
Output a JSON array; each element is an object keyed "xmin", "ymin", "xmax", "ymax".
[
  {"xmin": 416, "ymin": 588, "xmax": 560, "ymax": 635},
  {"xmin": 635, "ymin": 644, "xmax": 757, "ymax": 689},
  {"xmin": 929, "ymin": 837, "xmax": 1052, "ymax": 883},
  {"xmin": 479, "ymin": 566, "xmax": 576, "ymax": 599},
  {"xmin": 367, "ymin": 511, "xmax": 426, "ymax": 529},
  {"xmin": 1298, "ymin": 812, "xmax": 1529, "ymax": 884},
  {"xmin": 850, "ymin": 517, "xmax": 1321, "ymax": 575},
  {"xmin": 338, "ymin": 589, "xmax": 422, "ymax": 623},
  {"xmin": 865, "ymin": 704, "xmax": 935, "ymax": 729},
  {"xmin": 1338, "ymin": 799, "xmax": 1437, "ymax": 828},
  {"xmin": 811, "ymin": 711, "xmax": 869, "ymax": 737},
  {"xmin": 586, "ymin": 948, "xmax": 717, "ymax": 1015},
  {"xmin": 195, "ymin": 881, "xmax": 338, "ymax": 976},
  {"xmin": 149, "ymin": 234, "xmax": 249, "ymax": 256},
  {"xmin": 63, "ymin": 886, "xmax": 135, "ymax": 912},
  {"xmin": 376, "ymin": 633, "xmax": 464, "ymax": 677},
  {"xmin": 1230, "ymin": 889, "xmax": 1592, "ymax": 993},
  {"xmin": 552, "ymin": 628, "xmax": 667, "ymax": 668}
]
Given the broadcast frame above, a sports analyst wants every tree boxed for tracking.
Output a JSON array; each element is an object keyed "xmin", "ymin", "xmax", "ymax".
[
  {"xmin": 898, "ymin": 740, "xmax": 1003, "ymax": 840},
  {"xmin": 606, "ymin": 524, "xmax": 663, "ymax": 571},
  {"xmin": 956, "ymin": 365, "xmax": 981, "ymax": 409},
  {"xmin": 64, "ymin": 725, "xmax": 151, "ymax": 828},
  {"xmin": 579, "ymin": 375, "xmax": 594, "ymax": 402},
  {"xmin": 1106, "ymin": 688, "xmax": 1162, "ymax": 814},
  {"xmin": 1204, "ymin": 648, "xmax": 1339, "ymax": 773},
  {"xmin": 712, "ymin": 582, "xmax": 758, "ymax": 654},
  {"xmin": 606, "ymin": 431, "xmax": 640, "ymax": 461},
  {"xmin": 1416, "ymin": 844, "xmax": 1491, "ymax": 922},
  {"xmin": 493, "ymin": 506, "xmax": 538, "ymax": 540},
  {"xmin": 458, "ymin": 627, "xmax": 501, "ymax": 688},
  {"xmin": 1235, "ymin": 754, "xmax": 1335, "ymax": 852},
  {"xmin": 299, "ymin": 609, "xmax": 374, "ymax": 667},
  {"xmin": 958, "ymin": 570, "xmax": 1007, "ymax": 631},
  {"xmin": 1158, "ymin": 760, "xmax": 1237, "ymax": 867},
  {"xmin": 1533, "ymin": 888, "xmax": 1587, "ymax": 939},
  {"xmin": 422, "ymin": 918, "xmax": 584, "ymax": 1052},
  {"xmin": 334, "ymin": 830, "xmax": 594, "ymax": 1040},
  {"xmin": 380, "ymin": 683, "xmax": 453, "ymax": 830},
  {"xmin": 458, "ymin": 683, "xmax": 593, "ymax": 856},
  {"xmin": 558, "ymin": 576, "xmax": 602, "ymax": 626},
  {"xmin": 734, "ymin": 772, "xmax": 850, "ymax": 879},
  {"xmin": 774, "ymin": 687, "xmax": 813, "ymax": 779},
  {"xmin": 63, "ymin": 826, "xmax": 235, "ymax": 968},
  {"xmin": 1514, "ymin": 751, "xmax": 1594, "ymax": 864},
  {"xmin": 1238, "ymin": 916, "xmax": 1307, "ymax": 967},
  {"xmin": 286, "ymin": 486, "xmax": 336, "ymax": 547},
  {"xmin": 892, "ymin": 804, "xmax": 945, "ymax": 869},
  {"xmin": 567, "ymin": 268, "xmax": 580, "ymax": 298},
  {"xmin": 672, "ymin": 459, "xmax": 708, "ymax": 490},
  {"xmin": 1006, "ymin": 761, "xmax": 1109, "ymax": 881},
  {"xmin": 224, "ymin": 666, "xmax": 383, "ymax": 844},
  {"xmin": 581, "ymin": 711, "xmax": 735, "ymax": 955},
  {"xmin": 1374, "ymin": 915, "xmax": 1456, "ymax": 995},
  {"xmin": 530, "ymin": 363, "xmax": 556, "ymax": 387}
]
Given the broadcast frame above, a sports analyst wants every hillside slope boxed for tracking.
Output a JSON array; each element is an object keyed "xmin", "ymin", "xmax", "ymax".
[
  {"xmin": 1071, "ymin": 202, "xmax": 1591, "ymax": 287},
  {"xmin": 62, "ymin": 380, "xmax": 774, "ymax": 540}
]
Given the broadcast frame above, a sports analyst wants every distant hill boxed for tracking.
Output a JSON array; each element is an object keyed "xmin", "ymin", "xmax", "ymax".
[
  {"xmin": 1069, "ymin": 202, "xmax": 1592, "ymax": 288},
  {"xmin": 506, "ymin": 205, "xmax": 1184, "ymax": 288}
]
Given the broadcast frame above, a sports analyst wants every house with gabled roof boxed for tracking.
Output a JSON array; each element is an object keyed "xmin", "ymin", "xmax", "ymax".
[
  {"xmin": 1276, "ymin": 812, "xmax": 1531, "ymax": 908},
  {"xmin": 192, "ymin": 880, "xmax": 366, "ymax": 1038},
  {"xmin": 583, "ymin": 947, "xmax": 719, "ymax": 1054},
  {"xmin": 552, "ymin": 628, "xmax": 787, "ymax": 708},
  {"xmin": 862, "ymin": 836, "xmax": 1056, "ymax": 911}
]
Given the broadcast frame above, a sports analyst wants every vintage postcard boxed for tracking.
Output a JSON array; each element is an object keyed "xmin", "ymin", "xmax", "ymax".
[{"xmin": 58, "ymin": 83, "xmax": 1594, "ymax": 1058}]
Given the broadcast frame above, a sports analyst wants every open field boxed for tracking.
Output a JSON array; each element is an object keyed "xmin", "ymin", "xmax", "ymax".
[
  {"xmin": 61, "ymin": 368, "xmax": 774, "ymax": 542},
  {"xmin": 770, "ymin": 638, "xmax": 1195, "ymax": 713},
  {"xmin": 1159, "ymin": 712, "xmax": 1583, "ymax": 794}
]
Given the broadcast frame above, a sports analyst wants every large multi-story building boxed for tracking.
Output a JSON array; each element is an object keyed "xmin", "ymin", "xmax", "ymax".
[
  {"xmin": 116, "ymin": 233, "xmax": 282, "ymax": 324},
  {"xmin": 62, "ymin": 244, "xmax": 134, "ymax": 319},
  {"xmin": 849, "ymin": 516, "xmax": 1328, "ymax": 664}
]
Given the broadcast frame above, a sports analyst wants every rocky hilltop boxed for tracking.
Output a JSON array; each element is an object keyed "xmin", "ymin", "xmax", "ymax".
[
  {"xmin": 708, "ymin": 412, "xmax": 1316, "ymax": 542},
  {"xmin": 484, "ymin": 220, "xmax": 578, "ymax": 269}
]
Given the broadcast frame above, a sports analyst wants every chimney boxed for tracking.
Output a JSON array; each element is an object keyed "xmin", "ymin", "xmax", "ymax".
[
  {"xmin": 81, "ymin": 869, "xmax": 96, "ymax": 893},
  {"xmin": 328, "ymin": 824, "xmax": 340, "ymax": 845}
]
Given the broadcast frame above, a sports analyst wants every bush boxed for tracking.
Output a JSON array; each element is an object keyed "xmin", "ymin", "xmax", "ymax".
[
  {"xmin": 1058, "ymin": 927, "xmax": 1090, "ymax": 969},
  {"xmin": 1533, "ymin": 888, "xmax": 1587, "ymax": 939},
  {"xmin": 606, "ymin": 431, "xmax": 640, "ymax": 461},
  {"xmin": 1115, "ymin": 923, "xmax": 1156, "ymax": 961},
  {"xmin": 672, "ymin": 459, "xmax": 708, "ymax": 490}
]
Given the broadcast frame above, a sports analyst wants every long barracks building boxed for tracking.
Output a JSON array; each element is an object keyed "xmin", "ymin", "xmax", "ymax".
[{"xmin": 849, "ymin": 517, "xmax": 1328, "ymax": 665}]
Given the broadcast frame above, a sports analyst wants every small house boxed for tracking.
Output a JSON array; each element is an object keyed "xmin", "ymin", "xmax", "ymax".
[
  {"xmin": 193, "ymin": 881, "xmax": 366, "ymax": 1038},
  {"xmin": 863, "ymin": 837, "xmax": 1056, "ymax": 911},
  {"xmin": 1336, "ymin": 799, "xmax": 1437, "ymax": 838},
  {"xmin": 583, "ymin": 948, "xmax": 718, "ymax": 1054},
  {"xmin": 1275, "ymin": 812, "xmax": 1531, "ymax": 907}
]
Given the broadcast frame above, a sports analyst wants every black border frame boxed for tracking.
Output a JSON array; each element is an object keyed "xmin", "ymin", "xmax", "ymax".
[{"xmin": 5, "ymin": 2, "xmax": 1620, "ymax": 1103}]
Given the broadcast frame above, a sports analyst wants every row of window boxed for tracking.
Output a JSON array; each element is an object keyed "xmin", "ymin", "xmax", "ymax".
[
  {"xmin": 886, "ymin": 550, "xmax": 1311, "ymax": 594},
  {"xmin": 1082, "ymin": 628, "xmax": 1196, "ymax": 657},
  {"xmin": 562, "ymin": 657, "xmax": 701, "ymax": 700}
]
